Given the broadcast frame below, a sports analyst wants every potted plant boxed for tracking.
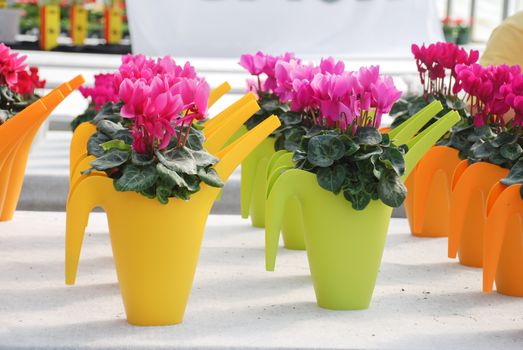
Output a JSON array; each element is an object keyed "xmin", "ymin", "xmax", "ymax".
[
  {"xmin": 65, "ymin": 54, "xmax": 281, "ymax": 326},
  {"xmin": 0, "ymin": 43, "xmax": 77, "ymax": 222},
  {"xmin": 448, "ymin": 64, "xmax": 523, "ymax": 267},
  {"xmin": 265, "ymin": 64, "xmax": 460, "ymax": 310},
  {"xmin": 483, "ymin": 158, "xmax": 523, "ymax": 296},
  {"xmin": 389, "ymin": 42, "xmax": 478, "ymax": 237}
]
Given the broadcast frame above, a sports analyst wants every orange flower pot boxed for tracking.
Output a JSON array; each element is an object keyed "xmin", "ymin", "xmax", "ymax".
[
  {"xmin": 0, "ymin": 75, "xmax": 84, "ymax": 221},
  {"xmin": 448, "ymin": 161, "xmax": 509, "ymax": 267},
  {"xmin": 483, "ymin": 183, "xmax": 523, "ymax": 297},
  {"xmin": 409, "ymin": 146, "xmax": 461, "ymax": 237}
]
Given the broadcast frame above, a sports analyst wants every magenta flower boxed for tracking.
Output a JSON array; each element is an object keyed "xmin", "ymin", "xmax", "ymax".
[
  {"xmin": 79, "ymin": 73, "xmax": 118, "ymax": 110},
  {"xmin": 239, "ymin": 51, "xmax": 267, "ymax": 76},
  {"xmin": 0, "ymin": 43, "xmax": 28, "ymax": 89}
]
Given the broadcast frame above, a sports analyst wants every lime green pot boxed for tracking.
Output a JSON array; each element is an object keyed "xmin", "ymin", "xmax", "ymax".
[
  {"xmin": 267, "ymin": 169, "xmax": 392, "ymax": 309},
  {"xmin": 266, "ymin": 151, "xmax": 306, "ymax": 250},
  {"xmin": 241, "ymin": 136, "xmax": 276, "ymax": 228}
]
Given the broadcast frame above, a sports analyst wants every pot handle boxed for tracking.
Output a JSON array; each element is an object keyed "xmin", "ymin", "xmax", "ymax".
[
  {"xmin": 402, "ymin": 110, "xmax": 460, "ymax": 179},
  {"xmin": 204, "ymin": 99, "xmax": 260, "ymax": 154},
  {"xmin": 207, "ymin": 82, "xmax": 231, "ymax": 109},
  {"xmin": 266, "ymin": 150, "xmax": 290, "ymax": 179},
  {"xmin": 65, "ymin": 175, "xmax": 113, "ymax": 285},
  {"xmin": 214, "ymin": 115, "xmax": 281, "ymax": 182},
  {"xmin": 267, "ymin": 165, "xmax": 294, "ymax": 199},
  {"xmin": 389, "ymin": 100, "xmax": 443, "ymax": 145},
  {"xmin": 69, "ymin": 122, "xmax": 97, "ymax": 179},
  {"xmin": 203, "ymin": 92, "xmax": 257, "ymax": 135}
]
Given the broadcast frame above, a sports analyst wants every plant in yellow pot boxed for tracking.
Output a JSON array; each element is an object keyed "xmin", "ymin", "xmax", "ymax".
[
  {"xmin": 66, "ymin": 55, "xmax": 281, "ymax": 326},
  {"xmin": 265, "ymin": 65, "xmax": 461, "ymax": 310},
  {"xmin": 448, "ymin": 64, "xmax": 523, "ymax": 267}
]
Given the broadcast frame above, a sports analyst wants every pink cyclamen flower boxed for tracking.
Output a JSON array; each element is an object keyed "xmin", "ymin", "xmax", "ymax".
[
  {"xmin": 0, "ymin": 43, "xmax": 28, "ymax": 88},
  {"xmin": 79, "ymin": 73, "xmax": 118, "ymax": 110},
  {"xmin": 239, "ymin": 51, "xmax": 267, "ymax": 75}
]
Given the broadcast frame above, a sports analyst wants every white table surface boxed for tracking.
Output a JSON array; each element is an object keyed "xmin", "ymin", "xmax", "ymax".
[{"xmin": 1, "ymin": 212, "xmax": 522, "ymax": 349}]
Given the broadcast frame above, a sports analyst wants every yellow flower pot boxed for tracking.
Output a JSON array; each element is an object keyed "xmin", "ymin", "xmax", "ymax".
[{"xmin": 66, "ymin": 110, "xmax": 281, "ymax": 326}]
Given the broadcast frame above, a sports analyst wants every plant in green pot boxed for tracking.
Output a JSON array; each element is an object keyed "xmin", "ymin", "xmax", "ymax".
[
  {"xmin": 66, "ymin": 54, "xmax": 281, "ymax": 326},
  {"xmin": 239, "ymin": 51, "xmax": 316, "ymax": 228},
  {"xmin": 265, "ymin": 65, "xmax": 461, "ymax": 310}
]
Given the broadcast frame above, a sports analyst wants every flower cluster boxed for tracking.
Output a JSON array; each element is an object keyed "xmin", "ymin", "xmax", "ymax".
[
  {"xmin": 79, "ymin": 73, "xmax": 119, "ymax": 111},
  {"xmin": 0, "ymin": 43, "xmax": 45, "ymax": 97},
  {"xmin": 454, "ymin": 63, "xmax": 521, "ymax": 127},
  {"xmin": 114, "ymin": 54, "xmax": 210, "ymax": 154},
  {"xmin": 239, "ymin": 51, "xmax": 296, "ymax": 95},
  {"xmin": 412, "ymin": 42, "xmax": 479, "ymax": 97},
  {"xmin": 240, "ymin": 52, "xmax": 401, "ymax": 134}
]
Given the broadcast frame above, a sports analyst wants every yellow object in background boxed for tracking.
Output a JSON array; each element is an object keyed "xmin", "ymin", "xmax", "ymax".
[
  {"xmin": 0, "ymin": 0, "xmax": 7, "ymax": 9},
  {"xmin": 70, "ymin": 4, "xmax": 88, "ymax": 46},
  {"xmin": 39, "ymin": 4, "xmax": 60, "ymax": 50},
  {"xmin": 481, "ymin": 11, "xmax": 523, "ymax": 70},
  {"xmin": 104, "ymin": 6, "xmax": 122, "ymax": 44}
]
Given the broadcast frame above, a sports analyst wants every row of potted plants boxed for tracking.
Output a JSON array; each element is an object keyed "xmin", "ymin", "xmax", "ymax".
[{"xmin": 388, "ymin": 42, "xmax": 523, "ymax": 297}]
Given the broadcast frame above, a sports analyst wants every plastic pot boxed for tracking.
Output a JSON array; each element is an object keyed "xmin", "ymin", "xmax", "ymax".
[
  {"xmin": 410, "ymin": 145, "xmax": 461, "ymax": 237},
  {"xmin": 448, "ymin": 161, "xmax": 509, "ymax": 267},
  {"xmin": 483, "ymin": 183, "xmax": 523, "ymax": 297},
  {"xmin": 0, "ymin": 75, "xmax": 84, "ymax": 221},
  {"xmin": 265, "ymin": 109, "xmax": 460, "ymax": 310},
  {"xmin": 66, "ymin": 115, "xmax": 281, "ymax": 326}
]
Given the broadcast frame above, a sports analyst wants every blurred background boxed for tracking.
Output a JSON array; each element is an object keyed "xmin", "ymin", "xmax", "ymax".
[{"xmin": 0, "ymin": 0, "xmax": 521, "ymax": 212}]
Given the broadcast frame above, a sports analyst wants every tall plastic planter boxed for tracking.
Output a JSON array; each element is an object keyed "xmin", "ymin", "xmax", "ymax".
[
  {"xmin": 265, "ymin": 110, "xmax": 460, "ymax": 310},
  {"xmin": 241, "ymin": 137, "xmax": 276, "ymax": 227},
  {"xmin": 483, "ymin": 183, "xmax": 523, "ymax": 297},
  {"xmin": 0, "ymin": 76, "xmax": 84, "ymax": 221},
  {"xmin": 448, "ymin": 161, "xmax": 509, "ymax": 267},
  {"xmin": 410, "ymin": 146, "xmax": 461, "ymax": 237},
  {"xmin": 266, "ymin": 151, "xmax": 306, "ymax": 250},
  {"xmin": 66, "ymin": 115, "xmax": 281, "ymax": 326}
]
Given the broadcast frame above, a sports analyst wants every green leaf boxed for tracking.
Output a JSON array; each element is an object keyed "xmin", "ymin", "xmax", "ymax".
[
  {"xmin": 491, "ymin": 132, "xmax": 517, "ymax": 147},
  {"xmin": 377, "ymin": 170, "xmax": 407, "ymax": 207},
  {"xmin": 131, "ymin": 152, "xmax": 154, "ymax": 166},
  {"xmin": 87, "ymin": 132, "xmax": 111, "ymax": 157},
  {"xmin": 283, "ymin": 128, "xmax": 306, "ymax": 152},
  {"xmin": 114, "ymin": 164, "xmax": 158, "ymax": 192},
  {"xmin": 279, "ymin": 111, "xmax": 302, "ymax": 126},
  {"xmin": 379, "ymin": 147, "xmax": 406, "ymax": 176},
  {"xmin": 90, "ymin": 149, "xmax": 130, "ymax": 171},
  {"xmin": 339, "ymin": 134, "xmax": 360, "ymax": 156},
  {"xmin": 407, "ymin": 96, "xmax": 429, "ymax": 116},
  {"xmin": 97, "ymin": 119, "xmax": 126, "ymax": 138},
  {"xmin": 307, "ymin": 134, "xmax": 346, "ymax": 167},
  {"xmin": 470, "ymin": 141, "xmax": 494, "ymax": 159},
  {"xmin": 156, "ymin": 184, "xmax": 172, "ymax": 204},
  {"xmin": 355, "ymin": 127, "xmax": 382, "ymax": 145},
  {"xmin": 501, "ymin": 159, "xmax": 523, "ymax": 186},
  {"xmin": 100, "ymin": 139, "xmax": 131, "ymax": 152},
  {"xmin": 316, "ymin": 164, "xmax": 346, "ymax": 193},
  {"xmin": 183, "ymin": 174, "xmax": 201, "ymax": 192},
  {"xmin": 155, "ymin": 147, "xmax": 197, "ymax": 175},
  {"xmin": 185, "ymin": 126, "xmax": 205, "ymax": 150},
  {"xmin": 344, "ymin": 190, "xmax": 372, "ymax": 210},
  {"xmin": 156, "ymin": 163, "xmax": 188, "ymax": 188},
  {"xmin": 353, "ymin": 146, "xmax": 383, "ymax": 160},
  {"xmin": 198, "ymin": 167, "xmax": 225, "ymax": 188},
  {"xmin": 500, "ymin": 142, "xmax": 522, "ymax": 161},
  {"xmin": 191, "ymin": 149, "xmax": 219, "ymax": 168}
]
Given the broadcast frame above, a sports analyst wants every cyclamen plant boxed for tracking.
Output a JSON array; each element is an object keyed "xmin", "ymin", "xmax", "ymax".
[
  {"xmin": 390, "ymin": 42, "xmax": 479, "ymax": 130},
  {"xmin": 444, "ymin": 63, "xmax": 523, "ymax": 166},
  {"xmin": 84, "ymin": 54, "xmax": 224, "ymax": 204},
  {"xmin": 71, "ymin": 73, "xmax": 119, "ymax": 131},
  {"xmin": 286, "ymin": 65, "xmax": 405, "ymax": 210},
  {"xmin": 0, "ymin": 43, "xmax": 46, "ymax": 125}
]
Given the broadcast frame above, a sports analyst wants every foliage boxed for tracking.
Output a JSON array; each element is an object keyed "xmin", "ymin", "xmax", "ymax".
[
  {"xmin": 85, "ymin": 107, "xmax": 223, "ymax": 204},
  {"xmin": 293, "ymin": 127, "xmax": 408, "ymax": 210}
]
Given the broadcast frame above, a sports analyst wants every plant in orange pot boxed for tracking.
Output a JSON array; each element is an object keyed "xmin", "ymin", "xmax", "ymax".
[
  {"xmin": 483, "ymin": 156, "xmax": 523, "ymax": 297},
  {"xmin": 448, "ymin": 64, "xmax": 523, "ymax": 267},
  {"xmin": 389, "ymin": 42, "xmax": 479, "ymax": 237}
]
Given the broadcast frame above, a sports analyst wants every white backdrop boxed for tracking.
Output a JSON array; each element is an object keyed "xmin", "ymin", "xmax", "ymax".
[{"xmin": 126, "ymin": 0, "xmax": 444, "ymax": 58}]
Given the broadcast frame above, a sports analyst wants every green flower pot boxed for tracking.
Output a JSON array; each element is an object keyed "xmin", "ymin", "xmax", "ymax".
[
  {"xmin": 241, "ymin": 136, "xmax": 276, "ymax": 227},
  {"xmin": 265, "ymin": 106, "xmax": 461, "ymax": 310}
]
